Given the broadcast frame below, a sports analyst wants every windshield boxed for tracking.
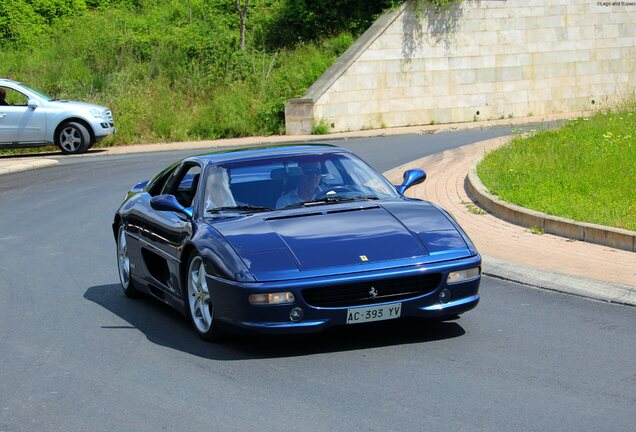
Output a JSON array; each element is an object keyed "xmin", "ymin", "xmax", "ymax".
[
  {"xmin": 202, "ymin": 152, "xmax": 399, "ymax": 214},
  {"xmin": 19, "ymin": 84, "xmax": 54, "ymax": 101}
]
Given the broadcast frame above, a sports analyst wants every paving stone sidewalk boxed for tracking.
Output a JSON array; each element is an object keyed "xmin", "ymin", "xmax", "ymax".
[{"xmin": 385, "ymin": 136, "xmax": 636, "ymax": 290}]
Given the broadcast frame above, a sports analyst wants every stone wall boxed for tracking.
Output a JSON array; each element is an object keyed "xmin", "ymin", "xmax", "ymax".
[{"xmin": 285, "ymin": 0, "xmax": 636, "ymax": 134}]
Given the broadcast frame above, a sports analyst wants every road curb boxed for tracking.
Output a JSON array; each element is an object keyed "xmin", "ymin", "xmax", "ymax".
[
  {"xmin": 0, "ymin": 159, "xmax": 59, "ymax": 175},
  {"xmin": 466, "ymin": 155, "xmax": 636, "ymax": 253},
  {"xmin": 483, "ymin": 255, "xmax": 636, "ymax": 307}
]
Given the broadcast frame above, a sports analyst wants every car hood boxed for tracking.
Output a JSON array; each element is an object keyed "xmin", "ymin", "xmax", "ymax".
[
  {"xmin": 48, "ymin": 100, "xmax": 109, "ymax": 111},
  {"xmin": 210, "ymin": 200, "xmax": 475, "ymax": 282}
]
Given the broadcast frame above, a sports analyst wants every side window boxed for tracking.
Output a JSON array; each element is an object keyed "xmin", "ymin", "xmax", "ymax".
[
  {"xmin": 163, "ymin": 163, "xmax": 202, "ymax": 208},
  {"xmin": 147, "ymin": 166, "xmax": 178, "ymax": 197},
  {"xmin": 0, "ymin": 87, "xmax": 29, "ymax": 106}
]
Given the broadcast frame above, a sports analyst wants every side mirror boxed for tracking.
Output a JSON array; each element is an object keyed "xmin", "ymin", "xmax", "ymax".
[
  {"xmin": 150, "ymin": 194, "xmax": 192, "ymax": 218},
  {"xmin": 395, "ymin": 169, "xmax": 426, "ymax": 194},
  {"xmin": 27, "ymin": 99, "xmax": 39, "ymax": 110}
]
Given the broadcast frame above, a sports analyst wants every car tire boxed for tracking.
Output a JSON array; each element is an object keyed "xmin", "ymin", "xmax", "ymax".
[
  {"xmin": 56, "ymin": 122, "xmax": 91, "ymax": 155},
  {"xmin": 116, "ymin": 225, "xmax": 140, "ymax": 298},
  {"xmin": 185, "ymin": 252, "xmax": 226, "ymax": 342}
]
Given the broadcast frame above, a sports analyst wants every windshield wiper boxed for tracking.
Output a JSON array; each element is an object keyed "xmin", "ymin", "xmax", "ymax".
[
  {"xmin": 207, "ymin": 205, "xmax": 273, "ymax": 213},
  {"xmin": 343, "ymin": 195, "xmax": 380, "ymax": 201},
  {"xmin": 284, "ymin": 195, "xmax": 379, "ymax": 209}
]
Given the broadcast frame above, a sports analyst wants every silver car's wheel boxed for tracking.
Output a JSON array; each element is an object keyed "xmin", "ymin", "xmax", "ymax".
[
  {"xmin": 117, "ymin": 225, "xmax": 138, "ymax": 297},
  {"xmin": 186, "ymin": 253, "xmax": 225, "ymax": 341},
  {"xmin": 56, "ymin": 122, "xmax": 90, "ymax": 155}
]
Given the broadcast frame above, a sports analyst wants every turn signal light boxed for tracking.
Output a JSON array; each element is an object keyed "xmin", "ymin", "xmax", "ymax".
[
  {"xmin": 447, "ymin": 267, "xmax": 481, "ymax": 285},
  {"xmin": 249, "ymin": 292, "xmax": 295, "ymax": 305}
]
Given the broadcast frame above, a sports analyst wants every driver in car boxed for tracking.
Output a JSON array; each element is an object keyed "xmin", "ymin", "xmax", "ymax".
[
  {"xmin": 276, "ymin": 161, "xmax": 322, "ymax": 209},
  {"xmin": 0, "ymin": 88, "xmax": 9, "ymax": 106}
]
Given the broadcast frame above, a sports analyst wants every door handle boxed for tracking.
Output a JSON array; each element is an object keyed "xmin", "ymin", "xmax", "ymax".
[{"xmin": 0, "ymin": 114, "xmax": 6, "ymax": 118}]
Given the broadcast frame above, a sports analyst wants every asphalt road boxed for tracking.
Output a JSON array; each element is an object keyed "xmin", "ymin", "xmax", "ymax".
[{"xmin": 1, "ymin": 127, "xmax": 634, "ymax": 432}]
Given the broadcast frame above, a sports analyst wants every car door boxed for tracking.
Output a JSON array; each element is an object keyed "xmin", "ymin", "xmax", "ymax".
[
  {"xmin": 0, "ymin": 86, "xmax": 46, "ymax": 144},
  {"xmin": 140, "ymin": 162, "xmax": 201, "ymax": 295}
]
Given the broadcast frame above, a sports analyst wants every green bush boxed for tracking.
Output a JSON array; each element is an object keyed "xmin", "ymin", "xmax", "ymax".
[
  {"xmin": 311, "ymin": 119, "xmax": 330, "ymax": 135},
  {"xmin": 264, "ymin": 0, "xmax": 399, "ymax": 47},
  {"xmin": 0, "ymin": 1, "xmax": 45, "ymax": 48}
]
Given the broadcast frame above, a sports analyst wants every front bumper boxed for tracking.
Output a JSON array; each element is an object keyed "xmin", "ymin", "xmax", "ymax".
[
  {"xmin": 207, "ymin": 255, "xmax": 481, "ymax": 335},
  {"xmin": 90, "ymin": 114, "xmax": 116, "ymax": 141},
  {"xmin": 94, "ymin": 125, "xmax": 116, "ymax": 142}
]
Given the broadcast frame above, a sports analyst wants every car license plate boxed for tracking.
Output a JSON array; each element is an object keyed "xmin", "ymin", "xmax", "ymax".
[{"xmin": 346, "ymin": 303, "xmax": 402, "ymax": 324}]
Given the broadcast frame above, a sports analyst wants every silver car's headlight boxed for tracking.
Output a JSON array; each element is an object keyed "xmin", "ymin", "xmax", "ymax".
[
  {"xmin": 90, "ymin": 108, "xmax": 107, "ymax": 120},
  {"xmin": 447, "ymin": 267, "xmax": 481, "ymax": 284}
]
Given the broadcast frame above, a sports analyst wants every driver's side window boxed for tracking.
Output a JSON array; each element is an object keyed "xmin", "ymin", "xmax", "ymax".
[
  {"xmin": 147, "ymin": 166, "xmax": 177, "ymax": 197},
  {"xmin": 162, "ymin": 163, "xmax": 202, "ymax": 208},
  {"xmin": 0, "ymin": 87, "xmax": 28, "ymax": 106}
]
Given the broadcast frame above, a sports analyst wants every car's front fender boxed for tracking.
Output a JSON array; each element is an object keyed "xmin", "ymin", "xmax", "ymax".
[{"xmin": 191, "ymin": 223, "xmax": 256, "ymax": 283}]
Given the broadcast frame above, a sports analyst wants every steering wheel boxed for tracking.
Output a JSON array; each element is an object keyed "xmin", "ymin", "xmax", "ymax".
[{"xmin": 313, "ymin": 186, "xmax": 357, "ymax": 200}]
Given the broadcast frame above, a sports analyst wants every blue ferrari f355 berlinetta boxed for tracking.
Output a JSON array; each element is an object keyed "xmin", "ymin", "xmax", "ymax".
[{"xmin": 113, "ymin": 144, "xmax": 481, "ymax": 341}]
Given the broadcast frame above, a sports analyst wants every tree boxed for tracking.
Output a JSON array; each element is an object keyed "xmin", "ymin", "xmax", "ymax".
[{"xmin": 234, "ymin": 0, "xmax": 249, "ymax": 49}]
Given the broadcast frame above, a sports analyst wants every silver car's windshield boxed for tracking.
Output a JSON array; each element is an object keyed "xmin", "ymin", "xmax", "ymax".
[
  {"xmin": 202, "ymin": 152, "xmax": 399, "ymax": 214},
  {"xmin": 19, "ymin": 84, "xmax": 54, "ymax": 101}
]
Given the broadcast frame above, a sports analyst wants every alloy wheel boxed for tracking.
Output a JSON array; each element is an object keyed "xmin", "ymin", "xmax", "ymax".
[
  {"xmin": 59, "ymin": 126, "xmax": 83, "ymax": 153},
  {"xmin": 188, "ymin": 256, "xmax": 213, "ymax": 333},
  {"xmin": 117, "ymin": 227, "xmax": 130, "ymax": 289}
]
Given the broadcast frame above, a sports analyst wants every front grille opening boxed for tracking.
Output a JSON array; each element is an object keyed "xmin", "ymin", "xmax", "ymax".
[{"xmin": 302, "ymin": 273, "xmax": 442, "ymax": 308}]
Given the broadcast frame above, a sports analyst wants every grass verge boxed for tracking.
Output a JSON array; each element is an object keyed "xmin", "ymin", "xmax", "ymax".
[{"xmin": 477, "ymin": 105, "xmax": 636, "ymax": 231}]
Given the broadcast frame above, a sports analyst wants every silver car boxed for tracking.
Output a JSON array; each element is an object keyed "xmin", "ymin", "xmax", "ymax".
[{"xmin": 0, "ymin": 78, "xmax": 116, "ymax": 154}]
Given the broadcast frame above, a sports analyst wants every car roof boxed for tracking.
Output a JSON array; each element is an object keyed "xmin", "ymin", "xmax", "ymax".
[{"xmin": 186, "ymin": 143, "xmax": 351, "ymax": 165}]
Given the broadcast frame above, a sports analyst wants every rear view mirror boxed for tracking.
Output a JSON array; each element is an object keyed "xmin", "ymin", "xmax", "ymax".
[
  {"xmin": 395, "ymin": 169, "xmax": 426, "ymax": 194},
  {"xmin": 150, "ymin": 194, "xmax": 192, "ymax": 218},
  {"xmin": 27, "ymin": 99, "xmax": 39, "ymax": 110}
]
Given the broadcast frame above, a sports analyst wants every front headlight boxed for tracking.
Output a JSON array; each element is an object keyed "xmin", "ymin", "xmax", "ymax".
[
  {"xmin": 90, "ymin": 108, "xmax": 107, "ymax": 120},
  {"xmin": 447, "ymin": 267, "xmax": 481, "ymax": 284}
]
